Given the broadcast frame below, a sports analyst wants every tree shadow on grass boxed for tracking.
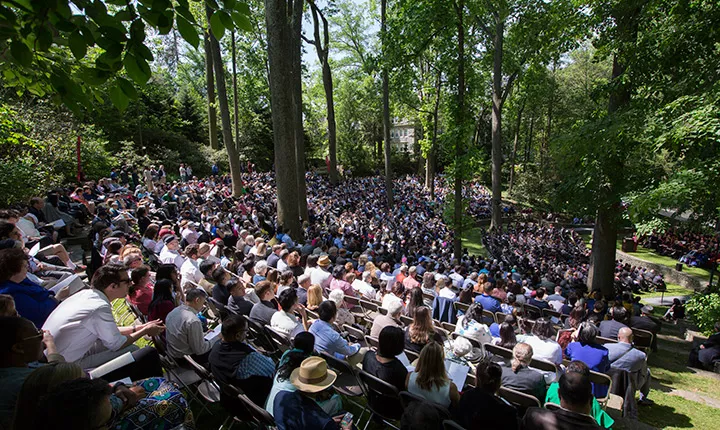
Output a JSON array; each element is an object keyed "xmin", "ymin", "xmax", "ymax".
[{"xmin": 639, "ymin": 401, "xmax": 693, "ymax": 429}]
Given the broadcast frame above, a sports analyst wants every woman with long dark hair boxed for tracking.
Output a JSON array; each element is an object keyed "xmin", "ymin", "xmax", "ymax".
[
  {"xmin": 404, "ymin": 306, "xmax": 443, "ymax": 353},
  {"xmin": 404, "ymin": 287, "xmax": 425, "ymax": 318},
  {"xmin": 148, "ymin": 279, "xmax": 176, "ymax": 323}
]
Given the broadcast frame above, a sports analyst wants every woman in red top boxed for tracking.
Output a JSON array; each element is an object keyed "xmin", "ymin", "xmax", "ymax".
[
  {"xmin": 128, "ymin": 265, "xmax": 154, "ymax": 316},
  {"xmin": 148, "ymin": 279, "xmax": 177, "ymax": 323}
]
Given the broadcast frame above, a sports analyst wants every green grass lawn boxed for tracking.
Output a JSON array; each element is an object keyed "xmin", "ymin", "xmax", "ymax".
[
  {"xmin": 618, "ymin": 244, "xmax": 712, "ymax": 281},
  {"xmin": 111, "ymin": 298, "xmax": 150, "ymax": 348},
  {"xmin": 638, "ymin": 282, "xmax": 694, "ymax": 300},
  {"xmin": 462, "ymin": 227, "xmax": 488, "ymax": 257}
]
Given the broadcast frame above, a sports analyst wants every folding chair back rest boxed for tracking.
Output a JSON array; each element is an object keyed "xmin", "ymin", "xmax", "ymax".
[
  {"xmin": 589, "ymin": 370, "xmax": 612, "ymax": 404},
  {"xmin": 358, "ymin": 370, "xmax": 404, "ymax": 421},
  {"xmin": 498, "ymin": 386, "xmax": 541, "ymax": 409},
  {"xmin": 399, "ymin": 391, "xmax": 451, "ymax": 420},
  {"xmin": 365, "ymin": 335, "xmax": 380, "ymax": 350},
  {"xmin": 454, "ymin": 301, "xmax": 470, "ymax": 314},
  {"xmin": 343, "ymin": 324, "xmax": 366, "ymax": 343},
  {"xmin": 485, "ymin": 343, "xmax": 513, "ymax": 360},
  {"xmin": 237, "ymin": 393, "xmax": 277, "ymax": 428},
  {"xmin": 183, "ymin": 354, "xmax": 212, "ymax": 380}
]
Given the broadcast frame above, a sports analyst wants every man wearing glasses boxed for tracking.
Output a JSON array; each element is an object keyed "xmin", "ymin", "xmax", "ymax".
[
  {"xmin": 42, "ymin": 263, "xmax": 165, "ymax": 381},
  {"xmin": 0, "ymin": 316, "xmax": 64, "ymax": 428}
]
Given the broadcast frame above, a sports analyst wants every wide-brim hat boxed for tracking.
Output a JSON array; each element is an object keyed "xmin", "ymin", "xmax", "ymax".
[
  {"xmin": 290, "ymin": 356, "xmax": 337, "ymax": 393},
  {"xmin": 318, "ymin": 255, "xmax": 331, "ymax": 267}
]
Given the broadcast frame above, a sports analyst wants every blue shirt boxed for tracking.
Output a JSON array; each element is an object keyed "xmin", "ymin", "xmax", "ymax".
[
  {"xmin": 236, "ymin": 351, "xmax": 276, "ymax": 380},
  {"xmin": 274, "ymin": 390, "xmax": 338, "ymax": 430},
  {"xmin": 0, "ymin": 278, "xmax": 57, "ymax": 328},
  {"xmin": 565, "ymin": 341, "xmax": 610, "ymax": 397},
  {"xmin": 475, "ymin": 293, "xmax": 501, "ymax": 314},
  {"xmin": 308, "ymin": 320, "xmax": 360, "ymax": 359}
]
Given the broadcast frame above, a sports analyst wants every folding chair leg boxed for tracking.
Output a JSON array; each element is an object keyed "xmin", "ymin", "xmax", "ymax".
[
  {"xmin": 362, "ymin": 413, "xmax": 374, "ymax": 430},
  {"xmin": 165, "ymin": 367, "xmax": 213, "ymax": 417}
]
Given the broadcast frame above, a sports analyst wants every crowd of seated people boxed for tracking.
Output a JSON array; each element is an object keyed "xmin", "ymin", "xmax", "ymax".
[
  {"xmin": 643, "ymin": 228, "xmax": 719, "ymax": 267},
  {"xmin": 0, "ymin": 167, "xmax": 709, "ymax": 430}
]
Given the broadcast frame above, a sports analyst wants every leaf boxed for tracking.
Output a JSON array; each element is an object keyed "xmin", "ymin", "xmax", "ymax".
[
  {"xmin": 80, "ymin": 67, "xmax": 111, "ymax": 85},
  {"xmin": 69, "ymin": 30, "xmax": 87, "ymax": 59},
  {"xmin": 224, "ymin": 0, "xmax": 237, "ymax": 10},
  {"xmin": 231, "ymin": 11, "xmax": 252, "ymax": 32},
  {"xmin": 109, "ymin": 83, "xmax": 129, "ymax": 111},
  {"xmin": 35, "ymin": 25, "xmax": 52, "ymax": 51},
  {"xmin": 209, "ymin": 11, "xmax": 225, "ymax": 40},
  {"xmin": 218, "ymin": 10, "xmax": 233, "ymax": 30},
  {"xmin": 10, "ymin": 41, "xmax": 32, "ymax": 67},
  {"xmin": 117, "ymin": 77, "xmax": 138, "ymax": 100},
  {"xmin": 123, "ymin": 54, "xmax": 150, "ymax": 85},
  {"xmin": 176, "ymin": 15, "xmax": 199, "ymax": 49},
  {"xmin": 235, "ymin": 2, "xmax": 251, "ymax": 15},
  {"xmin": 157, "ymin": 10, "xmax": 174, "ymax": 34},
  {"xmin": 175, "ymin": 5, "xmax": 196, "ymax": 24},
  {"xmin": 9, "ymin": 0, "xmax": 33, "ymax": 12}
]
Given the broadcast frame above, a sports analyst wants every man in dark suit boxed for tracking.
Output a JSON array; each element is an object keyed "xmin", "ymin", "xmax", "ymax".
[
  {"xmin": 599, "ymin": 306, "xmax": 628, "ymax": 340},
  {"xmin": 630, "ymin": 305, "xmax": 661, "ymax": 351},
  {"xmin": 521, "ymin": 372, "xmax": 601, "ymax": 430}
]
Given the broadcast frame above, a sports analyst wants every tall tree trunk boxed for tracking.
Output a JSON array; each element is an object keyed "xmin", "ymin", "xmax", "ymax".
[
  {"xmin": 307, "ymin": 1, "xmax": 338, "ymax": 186},
  {"xmin": 541, "ymin": 61, "xmax": 556, "ymax": 170},
  {"xmin": 232, "ymin": 29, "xmax": 240, "ymax": 152},
  {"xmin": 425, "ymin": 69, "xmax": 442, "ymax": 200},
  {"xmin": 587, "ymin": 0, "xmax": 644, "ymax": 297},
  {"xmin": 204, "ymin": 33, "xmax": 219, "ymax": 150},
  {"xmin": 292, "ymin": 0, "xmax": 308, "ymax": 222},
  {"xmin": 264, "ymin": 0, "xmax": 302, "ymax": 238},
  {"xmin": 527, "ymin": 115, "xmax": 534, "ymax": 163},
  {"xmin": 453, "ymin": 0, "xmax": 465, "ymax": 259},
  {"xmin": 206, "ymin": 8, "xmax": 242, "ymax": 197},
  {"xmin": 490, "ymin": 17, "xmax": 505, "ymax": 231},
  {"xmin": 381, "ymin": 0, "xmax": 394, "ymax": 207},
  {"xmin": 509, "ymin": 100, "xmax": 524, "ymax": 192}
]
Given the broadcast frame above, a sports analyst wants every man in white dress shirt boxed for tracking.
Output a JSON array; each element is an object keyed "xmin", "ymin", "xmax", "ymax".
[
  {"xmin": 42, "ymin": 263, "xmax": 165, "ymax": 380},
  {"xmin": 180, "ymin": 243, "xmax": 204, "ymax": 291},
  {"xmin": 159, "ymin": 235, "xmax": 185, "ymax": 270}
]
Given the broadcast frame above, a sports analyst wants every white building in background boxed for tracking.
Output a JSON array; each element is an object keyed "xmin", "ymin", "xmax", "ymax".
[{"xmin": 390, "ymin": 118, "xmax": 417, "ymax": 154}]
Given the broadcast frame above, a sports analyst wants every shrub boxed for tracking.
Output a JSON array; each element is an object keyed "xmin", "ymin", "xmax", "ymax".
[{"xmin": 686, "ymin": 293, "xmax": 720, "ymax": 336}]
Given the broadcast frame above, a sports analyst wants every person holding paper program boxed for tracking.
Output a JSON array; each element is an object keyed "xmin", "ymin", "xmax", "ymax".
[
  {"xmin": 405, "ymin": 341, "xmax": 460, "ymax": 408},
  {"xmin": 42, "ymin": 263, "xmax": 165, "ymax": 382}
]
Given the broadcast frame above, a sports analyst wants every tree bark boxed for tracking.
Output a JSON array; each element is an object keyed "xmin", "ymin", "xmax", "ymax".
[
  {"xmin": 490, "ymin": 17, "xmax": 504, "ymax": 231},
  {"xmin": 509, "ymin": 100, "xmax": 524, "ymax": 192},
  {"xmin": 264, "ymin": 0, "xmax": 302, "ymax": 238},
  {"xmin": 292, "ymin": 0, "xmax": 308, "ymax": 221},
  {"xmin": 381, "ymin": 0, "xmax": 394, "ymax": 207},
  {"xmin": 232, "ymin": 28, "xmax": 240, "ymax": 152},
  {"xmin": 587, "ymin": 0, "xmax": 645, "ymax": 297},
  {"xmin": 425, "ymin": 69, "xmax": 442, "ymax": 200},
  {"xmin": 307, "ymin": 1, "xmax": 338, "ymax": 186},
  {"xmin": 205, "ymin": 8, "xmax": 243, "ymax": 197},
  {"xmin": 204, "ymin": 33, "xmax": 219, "ymax": 150},
  {"xmin": 526, "ymin": 115, "xmax": 534, "ymax": 163},
  {"xmin": 453, "ymin": 0, "xmax": 465, "ymax": 259}
]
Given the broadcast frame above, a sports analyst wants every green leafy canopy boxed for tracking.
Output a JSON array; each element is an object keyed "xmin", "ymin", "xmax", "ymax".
[{"xmin": 0, "ymin": 0, "xmax": 252, "ymax": 114}]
